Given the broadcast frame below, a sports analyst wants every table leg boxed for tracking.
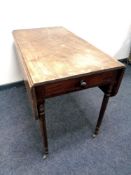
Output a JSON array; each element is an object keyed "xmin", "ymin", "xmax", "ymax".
[
  {"xmin": 93, "ymin": 85, "xmax": 113, "ymax": 138},
  {"xmin": 37, "ymin": 103, "xmax": 48, "ymax": 159}
]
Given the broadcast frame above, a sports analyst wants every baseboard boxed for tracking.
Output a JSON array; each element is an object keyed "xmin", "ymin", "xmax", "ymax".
[
  {"xmin": 119, "ymin": 58, "xmax": 131, "ymax": 65},
  {"xmin": 0, "ymin": 81, "xmax": 24, "ymax": 91},
  {"xmin": 118, "ymin": 58, "xmax": 128, "ymax": 63}
]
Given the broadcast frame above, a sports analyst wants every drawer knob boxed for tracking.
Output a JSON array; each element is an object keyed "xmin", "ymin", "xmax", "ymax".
[{"xmin": 80, "ymin": 80, "xmax": 87, "ymax": 87}]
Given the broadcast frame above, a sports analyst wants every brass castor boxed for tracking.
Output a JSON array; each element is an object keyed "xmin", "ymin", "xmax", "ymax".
[
  {"xmin": 92, "ymin": 134, "xmax": 96, "ymax": 138},
  {"xmin": 43, "ymin": 154, "xmax": 48, "ymax": 159}
]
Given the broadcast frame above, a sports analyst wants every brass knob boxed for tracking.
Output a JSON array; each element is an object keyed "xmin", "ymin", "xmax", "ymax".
[{"xmin": 80, "ymin": 80, "xmax": 87, "ymax": 87}]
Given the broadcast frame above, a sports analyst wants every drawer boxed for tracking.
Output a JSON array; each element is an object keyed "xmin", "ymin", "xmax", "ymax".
[{"xmin": 44, "ymin": 70, "xmax": 117, "ymax": 98}]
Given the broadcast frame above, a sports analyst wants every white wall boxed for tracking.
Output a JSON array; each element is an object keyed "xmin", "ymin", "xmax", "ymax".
[{"xmin": 0, "ymin": 0, "xmax": 131, "ymax": 85}]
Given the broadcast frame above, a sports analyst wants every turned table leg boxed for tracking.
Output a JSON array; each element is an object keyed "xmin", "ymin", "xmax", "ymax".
[
  {"xmin": 93, "ymin": 85, "xmax": 113, "ymax": 138},
  {"xmin": 37, "ymin": 103, "xmax": 48, "ymax": 159}
]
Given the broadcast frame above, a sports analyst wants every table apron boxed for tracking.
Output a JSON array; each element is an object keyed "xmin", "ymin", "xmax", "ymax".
[{"xmin": 35, "ymin": 70, "xmax": 119, "ymax": 100}]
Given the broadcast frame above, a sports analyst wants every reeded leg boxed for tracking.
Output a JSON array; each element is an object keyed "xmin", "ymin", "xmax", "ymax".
[
  {"xmin": 93, "ymin": 93, "xmax": 110, "ymax": 137},
  {"xmin": 37, "ymin": 103, "xmax": 48, "ymax": 159}
]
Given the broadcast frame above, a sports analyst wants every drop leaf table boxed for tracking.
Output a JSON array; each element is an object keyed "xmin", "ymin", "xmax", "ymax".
[{"xmin": 13, "ymin": 27, "xmax": 125, "ymax": 158}]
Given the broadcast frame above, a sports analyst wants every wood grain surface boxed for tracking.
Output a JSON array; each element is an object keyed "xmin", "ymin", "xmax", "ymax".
[{"xmin": 13, "ymin": 27, "xmax": 125, "ymax": 87}]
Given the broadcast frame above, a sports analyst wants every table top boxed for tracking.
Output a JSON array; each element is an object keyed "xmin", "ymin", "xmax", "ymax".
[{"xmin": 13, "ymin": 26, "xmax": 124, "ymax": 87}]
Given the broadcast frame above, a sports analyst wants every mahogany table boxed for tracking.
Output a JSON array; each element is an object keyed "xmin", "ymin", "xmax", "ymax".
[{"xmin": 13, "ymin": 27, "xmax": 125, "ymax": 158}]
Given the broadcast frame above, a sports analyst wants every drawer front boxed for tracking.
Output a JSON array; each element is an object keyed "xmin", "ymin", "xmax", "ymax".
[{"xmin": 44, "ymin": 70, "xmax": 117, "ymax": 98}]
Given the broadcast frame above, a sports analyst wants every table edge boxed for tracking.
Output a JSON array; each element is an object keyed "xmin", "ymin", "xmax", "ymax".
[{"xmin": 32, "ymin": 65, "xmax": 125, "ymax": 87}]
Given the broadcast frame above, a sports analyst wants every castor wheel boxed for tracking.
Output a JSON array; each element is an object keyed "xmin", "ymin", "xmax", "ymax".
[
  {"xmin": 43, "ymin": 154, "xmax": 48, "ymax": 159},
  {"xmin": 92, "ymin": 134, "xmax": 96, "ymax": 138}
]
